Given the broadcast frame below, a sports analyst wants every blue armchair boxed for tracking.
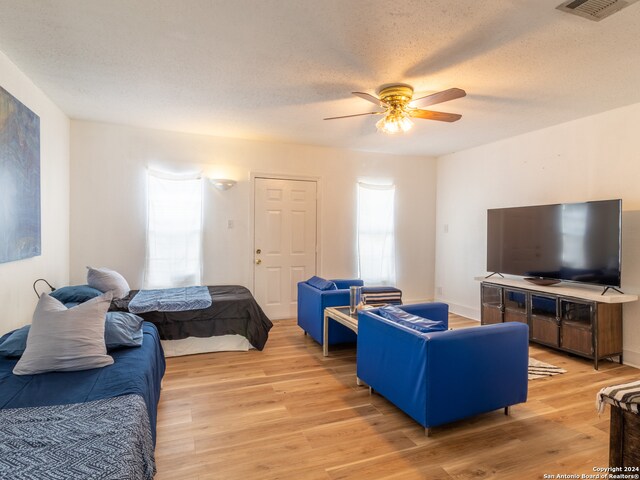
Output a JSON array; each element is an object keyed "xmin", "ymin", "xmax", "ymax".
[
  {"xmin": 357, "ymin": 303, "xmax": 528, "ymax": 434},
  {"xmin": 297, "ymin": 278, "xmax": 364, "ymax": 345}
]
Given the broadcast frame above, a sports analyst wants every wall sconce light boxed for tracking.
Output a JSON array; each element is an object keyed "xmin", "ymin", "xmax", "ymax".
[{"xmin": 209, "ymin": 178, "xmax": 237, "ymax": 191}]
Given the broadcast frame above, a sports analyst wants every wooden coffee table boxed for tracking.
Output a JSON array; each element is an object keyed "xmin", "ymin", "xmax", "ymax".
[{"xmin": 323, "ymin": 306, "xmax": 358, "ymax": 357}]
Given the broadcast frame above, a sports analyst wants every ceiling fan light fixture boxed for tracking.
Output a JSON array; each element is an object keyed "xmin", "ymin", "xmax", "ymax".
[
  {"xmin": 376, "ymin": 110, "xmax": 413, "ymax": 135},
  {"xmin": 325, "ymin": 83, "xmax": 465, "ymax": 132}
]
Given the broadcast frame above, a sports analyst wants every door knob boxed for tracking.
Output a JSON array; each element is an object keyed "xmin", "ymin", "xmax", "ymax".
[{"xmin": 255, "ymin": 259, "xmax": 262, "ymax": 265}]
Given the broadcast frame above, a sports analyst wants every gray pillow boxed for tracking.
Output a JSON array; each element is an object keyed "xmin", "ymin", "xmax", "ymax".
[
  {"xmin": 0, "ymin": 312, "xmax": 144, "ymax": 357},
  {"xmin": 13, "ymin": 293, "xmax": 114, "ymax": 375},
  {"xmin": 87, "ymin": 266, "xmax": 130, "ymax": 299}
]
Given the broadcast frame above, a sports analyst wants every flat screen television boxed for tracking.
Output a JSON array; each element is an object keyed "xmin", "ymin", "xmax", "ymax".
[{"xmin": 487, "ymin": 199, "xmax": 622, "ymax": 287}]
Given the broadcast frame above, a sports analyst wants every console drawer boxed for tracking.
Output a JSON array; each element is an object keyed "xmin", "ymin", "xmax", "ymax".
[
  {"xmin": 531, "ymin": 316, "xmax": 559, "ymax": 346},
  {"xmin": 561, "ymin": 322, "xmax": 593, "ymax": 355},
  {"xmin": 504, "ymin": 310, "xmax": 527, "ymax": 324}
]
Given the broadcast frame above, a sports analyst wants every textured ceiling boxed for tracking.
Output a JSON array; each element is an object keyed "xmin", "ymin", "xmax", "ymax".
[{"xmin": 1, "ymin": 0, "xmax": 640, "ymax": 156}]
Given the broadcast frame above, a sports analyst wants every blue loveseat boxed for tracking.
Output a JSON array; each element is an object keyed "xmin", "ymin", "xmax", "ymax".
[
  {"xmin": 357, "ymin": 303, "xmax": 529, "ymax": 434},
  {"xmin": 297, "ymin": 278, "xmax": 364, "ymax": 345}
]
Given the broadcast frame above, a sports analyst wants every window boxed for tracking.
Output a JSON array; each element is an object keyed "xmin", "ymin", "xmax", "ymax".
[
  {"xmin": 357, "ymin": 182, "xmax": 396, "ymax": 285},
  {"xmin": 145, "ymin": 170, "xmax": 203, "ymax": 288}
]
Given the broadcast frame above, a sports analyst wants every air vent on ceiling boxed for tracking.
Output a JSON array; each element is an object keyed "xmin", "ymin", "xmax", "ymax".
[{"xmin": 557, "ymin": 0, "xmax": 639, "ymax": 20}]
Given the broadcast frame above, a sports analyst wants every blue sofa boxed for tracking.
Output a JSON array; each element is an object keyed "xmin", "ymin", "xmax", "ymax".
[
  {"xmin": 297, "ymin": 278, "xmax": 364, "ymax": 345},
  {"xmin": 357, "ymin": 303, "xmax": 529, "ymax": 434}
]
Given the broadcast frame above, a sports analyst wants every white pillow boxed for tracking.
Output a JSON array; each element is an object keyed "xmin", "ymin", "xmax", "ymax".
[
  {"xmin": 13, "ymin": 293, "xmax": 114, "ymax": 375},
  {"xmin": 87, "ymin": 266, "xmax": 130, "ymax": 299}
]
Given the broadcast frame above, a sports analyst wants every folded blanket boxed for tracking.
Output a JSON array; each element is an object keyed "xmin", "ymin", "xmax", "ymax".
[
  {"xmin": 596, "ymin": 379, "xmax": 640, "ymax": 414},
  {"xmin": 129, "ymin": 286, "xmax": 212, "ymax": 314},
  {"xmin": 361, "ymin": 286, "xmax": 403, "ymax": 305},
  {"xmin": 0, "ymin": 395, "xmax": 155, "ymax": 480},
  {"xmin": 361, "ymin": 286, "xmax": 402, "ymax": 294}
]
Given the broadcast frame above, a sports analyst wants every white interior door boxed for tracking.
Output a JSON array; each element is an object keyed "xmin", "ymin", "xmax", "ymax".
[{"xmin": 254, "ymin": 178, "xmax": 317, "ymax": 319}]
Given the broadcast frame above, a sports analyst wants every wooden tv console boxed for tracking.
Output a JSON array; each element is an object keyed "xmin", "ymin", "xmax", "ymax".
[{"xmin": 479, "ymin": 278, "xmax": 637, "ymax": 369}]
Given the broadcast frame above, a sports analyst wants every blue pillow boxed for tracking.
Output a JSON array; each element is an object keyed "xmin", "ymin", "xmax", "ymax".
[
  {"xmin": 0, "ymin": 312, "xmax": 144, "ymax": 357},
  {"xmin": 0, "ymin": 325, "xmax": 30, "ymax": 357},
  {"xmin": 306, "ymin": 276, "xmax": 338, "ymax": 291},
  {"xmin": 50, "ymin": 284, "xmax": 104, "ymax": 304},
  {"xmin": 104, "ymin": 312, "xmax": 144, "ymax": 350},
  {"xmin": 378, "ymin": 305, "xmax": 447, "ymax": 334}
]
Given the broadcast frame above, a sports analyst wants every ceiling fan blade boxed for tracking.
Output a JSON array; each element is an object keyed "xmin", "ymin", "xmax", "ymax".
[
  {"xmin": 352, "ymin": 91, "xmax": 388, "ymax": 107},
  {"xmin": 409, "ymin": 109, "xmax": 462, "ymax": 122},
  {"xmin": 324, "ymin": 112, "xmax": 384, "ymax": 120},
  {"xmin": 411, "ymin": 88, "xmax": 466, "ymax": 108}
]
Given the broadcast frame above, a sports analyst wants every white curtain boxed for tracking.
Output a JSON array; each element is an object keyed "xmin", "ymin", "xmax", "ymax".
[
  {"xmin": 145, "ymin": 170, "xmax": 203, "ymax": 289},
  {"xmin": 357, "ymin": 182, "xmax": 396, "ymax": 285}
]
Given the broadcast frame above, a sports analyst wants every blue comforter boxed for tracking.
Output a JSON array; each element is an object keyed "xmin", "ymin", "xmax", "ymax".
[
  {"xmin": 0, "ymin": 322, "xmax": 165, "ymax": 443},
  {"xmin": 128, "ymin": 286, "xmax": 212, "ymax": 314}
]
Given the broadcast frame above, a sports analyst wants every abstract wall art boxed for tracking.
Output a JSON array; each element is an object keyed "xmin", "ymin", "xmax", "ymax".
[{"xmin": 0, "ymin": 85, "xmax": 41, "ymax": 264}]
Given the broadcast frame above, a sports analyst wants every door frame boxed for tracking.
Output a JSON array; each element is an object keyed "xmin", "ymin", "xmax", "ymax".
[{"xmin": 249, "ymin": 172, "xmax": 322, "ymax": 297}]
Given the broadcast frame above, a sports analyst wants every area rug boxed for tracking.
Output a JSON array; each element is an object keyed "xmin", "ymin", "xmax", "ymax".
[{"xmin": 528, "ymin": 357, "xmax": 567, "ymax": 380}]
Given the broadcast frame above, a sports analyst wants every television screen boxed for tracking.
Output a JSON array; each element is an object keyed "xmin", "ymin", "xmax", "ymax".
[{"xmin": 487, "ymin": 199, "xmax": 621, "ymax": 287}]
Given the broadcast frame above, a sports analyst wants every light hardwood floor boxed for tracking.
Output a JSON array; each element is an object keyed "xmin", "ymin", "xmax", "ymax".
[{"xmin": 155, "ymin": 315, "xmax": 639, "ymax": 479}]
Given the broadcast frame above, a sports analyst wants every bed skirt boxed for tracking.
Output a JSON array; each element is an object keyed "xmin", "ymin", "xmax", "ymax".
[{"xmin": 161, "ymin": 334, "xmax": 252, "ymax": 357}]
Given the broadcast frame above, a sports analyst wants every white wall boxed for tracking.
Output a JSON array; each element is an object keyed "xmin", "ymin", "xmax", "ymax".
[
  {"xmin": 435, "ymin": 101, "xmax": 640, "ymax": 367},
  {"xmin": 0, "ymin": 51, "xmax": 70, "ymax": 334},
  {"xmin": 70, "ymin": 121, "xmax": 437, "ymax": 312}
]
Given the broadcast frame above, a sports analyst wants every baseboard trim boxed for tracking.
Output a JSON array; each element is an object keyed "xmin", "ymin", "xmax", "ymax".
[
  {"xmin": 436, "ymin": 299, "xmax": 480, "ymax": 321},
  {"xmin": 382, "ymin": 297, "xmax": 482, "ymax": 320},
  {"xmin": 403, "ymin": 297, "xmax": 433, "ymax": 305},
  {"xmin": 622, "ymin": 348, "xmax": 640, "ymax": 369}
]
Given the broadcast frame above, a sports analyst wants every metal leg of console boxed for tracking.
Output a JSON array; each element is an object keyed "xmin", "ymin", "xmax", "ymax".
[{"xmin": 322, "ymin": 312, "xmax": 329, "ymax": 357}]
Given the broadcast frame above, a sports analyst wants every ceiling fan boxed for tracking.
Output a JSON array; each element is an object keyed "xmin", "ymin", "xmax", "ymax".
[{"xmin": 325, "ymin": 84, "xmax": 466, "ymax": 134}]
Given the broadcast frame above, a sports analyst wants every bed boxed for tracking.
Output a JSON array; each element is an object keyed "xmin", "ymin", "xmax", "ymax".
[
  {"xmin": 111, "ymin": 285, "xmax": 273, "ymax": 356},
  {"xmin": 0, "ymin": 322, "xmax": 165, "ymax": 479}
]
